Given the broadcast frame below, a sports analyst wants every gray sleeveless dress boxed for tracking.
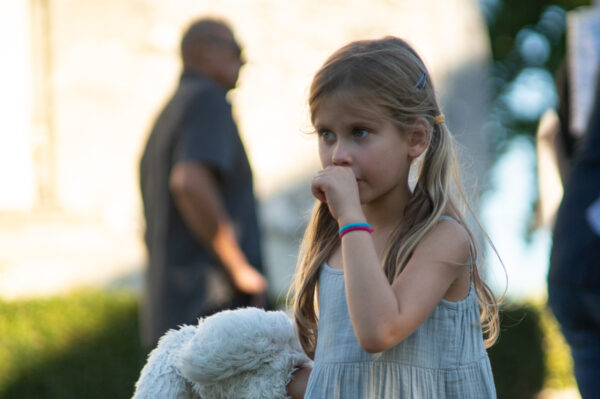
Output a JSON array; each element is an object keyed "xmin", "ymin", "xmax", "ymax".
[{"xmin": 304, "ymin": 256, "xmax": 497, "ymax": 398}]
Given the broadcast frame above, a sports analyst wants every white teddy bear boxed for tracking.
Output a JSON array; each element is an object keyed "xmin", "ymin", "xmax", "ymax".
[{"xmin": 132, "ymin": 307, "xmax": 311, "ymax": 399}]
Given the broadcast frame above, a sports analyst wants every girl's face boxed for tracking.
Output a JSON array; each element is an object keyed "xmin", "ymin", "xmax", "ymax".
[{"xmin": 313, "ymin": 94, "xmax": 413, "ymax": 206}]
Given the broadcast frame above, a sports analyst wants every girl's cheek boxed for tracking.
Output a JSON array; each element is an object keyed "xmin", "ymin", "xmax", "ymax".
[{"xmin": 320, "ymin": 151, "xmax": 334, "ymax": 168}]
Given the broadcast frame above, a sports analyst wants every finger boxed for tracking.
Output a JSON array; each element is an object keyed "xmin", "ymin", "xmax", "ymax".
[
  {"xmin": 311, "ymin": 178, "xmax": 328, "ymax": 203},
  {"xmin": 312, "ymin": 187, "xmax": 327, "ymax": 203}
]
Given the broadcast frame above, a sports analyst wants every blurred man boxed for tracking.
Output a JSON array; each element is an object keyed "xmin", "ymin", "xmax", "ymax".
[
  {"xmin": 139, "ymin": 18, "xmax": 267, "ymax": 348},
  {"xmin": 538, "ymin": 8, "xmax": 600, "ymax": 397},
  {"xmin": 547, "ymin": 75, "xmax": 600, "ymax": 399}
]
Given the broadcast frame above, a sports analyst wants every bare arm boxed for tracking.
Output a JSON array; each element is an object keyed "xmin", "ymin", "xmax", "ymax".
[
  {"xmin": 310, "ymin": 165, "xmax": 468, "ymax": 353},
  {"xmin": 340, "ymin": 218, "xmax": 468, "ymax": 353},
  {"xmin": 286, "ymin": 366, "xmax": 312, "ymax": 399},
  {"xmin": 536, "ymin": 109, "xmax": 569, "ymax": 227},
  {"xmin": 169, "ymin": 160, "xmax": 267, "ymax": 295}
]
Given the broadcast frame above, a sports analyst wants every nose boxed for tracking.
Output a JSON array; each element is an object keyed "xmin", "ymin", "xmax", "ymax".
[{"xmin": 332, "ymin": 141, "xmax": 352, "ymax": 166}]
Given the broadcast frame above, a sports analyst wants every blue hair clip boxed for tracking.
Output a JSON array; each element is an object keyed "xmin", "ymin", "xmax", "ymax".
[{"xmin": 414, "ymin": 72, "xmax": 426, "ymax": 90}]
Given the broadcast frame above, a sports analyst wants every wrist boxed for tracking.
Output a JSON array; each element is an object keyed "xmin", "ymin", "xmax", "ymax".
[
  {"xmin": 337, "ymin": 214, "xmax": 366, "ymax": 229},
  {"xmin": 219, "ymin": 254, "xmax": 249, "ymax": 273},
  {"xmin": 338, "ymin": 222, "xmax": 374, "ymax": 238}
]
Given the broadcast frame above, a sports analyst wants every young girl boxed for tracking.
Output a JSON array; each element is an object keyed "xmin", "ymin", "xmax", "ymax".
[{"xmin": 287, "ymin": 37, "xmax": 499, "ymax": 398}]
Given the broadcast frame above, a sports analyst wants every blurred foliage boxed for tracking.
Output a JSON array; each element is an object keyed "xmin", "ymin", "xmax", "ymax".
[
  {"xmin": 488, "ymin": 300, "xmax": 576, "ymax": 398},
  {"xmin": 482, "ymin": 0, "xmax": 594, "ymax": 250},
  {"xmin": 483, "ymin": 0, "xmax": 591, "ymax": 150},
  {"xmin": 488, "ymin": 303, "xmax": 546, "ymax": 399},
  {"xmin": 486, "ymin": 0, "xmax": 589, "ymax": 64},
  {"xmin": 0, "ymin": 291, "xmax": 147, "ymax": 399},
  {"xmin": 538, "ymin": 300, "xmax": 577, "ymax": 390}
]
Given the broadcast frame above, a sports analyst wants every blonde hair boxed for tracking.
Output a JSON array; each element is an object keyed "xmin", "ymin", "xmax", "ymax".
[{"xmin": 290, "ymin": 37, "xmax": 499, "ymax": 359}]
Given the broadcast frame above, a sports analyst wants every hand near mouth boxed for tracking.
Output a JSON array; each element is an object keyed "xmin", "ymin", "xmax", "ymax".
[{"xmin": 311, "ymin": 166, "xmax": 364, "ymax": 223}]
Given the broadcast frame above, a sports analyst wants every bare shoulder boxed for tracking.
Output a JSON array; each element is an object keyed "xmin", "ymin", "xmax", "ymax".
[{"xmin": 413, "ymin": 217, "xmax": 472, "ymax": 266}]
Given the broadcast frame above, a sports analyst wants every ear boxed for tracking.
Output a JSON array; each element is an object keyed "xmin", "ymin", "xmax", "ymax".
[{"xmin": 406, "ymin": 117, "xmax": 430, "ymax": 159}]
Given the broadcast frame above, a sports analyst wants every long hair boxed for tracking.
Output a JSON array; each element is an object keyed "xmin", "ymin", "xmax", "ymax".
[{"xmin": 290, "ymin": 37, "xmax": 499, "ymax": 359}]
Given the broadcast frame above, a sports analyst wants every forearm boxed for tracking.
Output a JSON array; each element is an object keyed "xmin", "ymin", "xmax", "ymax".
[
  {"xmin": 170, "ymin": 162, "xmax": 249, "ymax": 270},
  {"xmin": 286, "ymin": 366, "xmax": 311, "ymax": 399},
  {"xmin": 170, "ymin": 162, "xmax": 267, "ymax": 295},
  {"xmin": 536, "ymin": 110, "xmax": 568, "ymax": 226},
  {"xmin": 340, "ymin": 229, "xmax": 402, "ymax": 352},
  {"xmin": 211, "ymin": 222, "xmax": 252, "ymax": 273}
]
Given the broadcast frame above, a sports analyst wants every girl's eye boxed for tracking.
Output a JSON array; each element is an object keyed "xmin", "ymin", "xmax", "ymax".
[
  {"xmin": 319, "ymin": 130, "xmax": 335, "ymax": 141},
  {"xmin": 353, "ymin": 128, "xmax": 370, "ymax": 139}
]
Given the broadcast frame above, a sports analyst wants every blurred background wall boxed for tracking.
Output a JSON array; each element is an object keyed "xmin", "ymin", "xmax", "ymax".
[{"xmin": 0, "ymin": 0, "xmax": 491, "ymax": 300}]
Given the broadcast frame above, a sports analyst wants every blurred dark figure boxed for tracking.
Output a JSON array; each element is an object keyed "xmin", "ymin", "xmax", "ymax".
[
  {"xmin": 546, "ymin": 66, "xmax": 600, "ymax": 398},
  {"xmin": 139, "ymin": 18, "xmax": 267, "ymax": 349}
]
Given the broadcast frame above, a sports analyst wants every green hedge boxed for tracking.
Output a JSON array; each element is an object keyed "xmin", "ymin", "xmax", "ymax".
[
  {"xmin": 0, "ymin": 292, "xmax": 576, "ymax": 398},
  {"xmin": 0, "ymin": 291, "xmax": 147, "ymax": 399},
  {"xmin": 488, "ymin": 301, "xmax": 576, "ymax": 398}
]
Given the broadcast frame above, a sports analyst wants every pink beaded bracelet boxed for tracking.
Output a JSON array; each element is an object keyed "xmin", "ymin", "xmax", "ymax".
[{"xmin": 338, "ymin": 222, "xmax": 374, "ymax": 238}]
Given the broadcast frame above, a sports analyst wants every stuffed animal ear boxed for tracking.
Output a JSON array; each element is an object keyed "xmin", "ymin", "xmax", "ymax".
[
  {"xmin": 132, "ymin": 325, "xmax": 198, "ymax": 399},
  {"xmin": 176, "ymin": 307, "xmax": 311, "ymax": 399},
  {"xmin": 177, "ymin": 308, "xmax": 276, "ymax": 383}
]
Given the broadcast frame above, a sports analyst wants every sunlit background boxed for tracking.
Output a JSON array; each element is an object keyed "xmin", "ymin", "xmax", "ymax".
[
  {"xmin": 0, "ymin": 0, "xmax": 493, "ymax": 299},
  {"xmin": 0, "ymin": 0, "xmax": 595, "ymax": 397}
]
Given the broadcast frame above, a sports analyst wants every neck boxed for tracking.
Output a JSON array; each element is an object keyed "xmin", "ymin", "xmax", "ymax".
[{"xmin": 183, "ymin": 63, "xmax": 209, "ymax": 78}]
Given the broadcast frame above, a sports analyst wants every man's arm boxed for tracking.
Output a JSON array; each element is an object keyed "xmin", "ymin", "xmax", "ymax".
[
  {"xmin": 536, "ymin": 109, "xmax": 568, "ymax": 227},
  {"xmin": 169, "ymin": 160, "xmax": 267, "ymax": 295}
]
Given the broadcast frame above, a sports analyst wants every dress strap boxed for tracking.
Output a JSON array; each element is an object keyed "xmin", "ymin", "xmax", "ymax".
[{"xmin": 439, "ymin": 215, "xmax": 458, "ymax": 223}]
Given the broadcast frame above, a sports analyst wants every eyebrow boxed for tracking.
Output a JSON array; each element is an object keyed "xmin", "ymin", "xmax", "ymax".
[
  {"xmin": 313, "ymin": 122, "xmax": 329, "ymax": 131},
  {"xmin": 314, "ymin": 116, "xmax": 379, "ymax": 131}
]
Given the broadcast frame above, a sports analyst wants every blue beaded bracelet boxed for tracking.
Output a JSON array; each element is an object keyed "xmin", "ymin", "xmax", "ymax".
[{"xmin": 338, "ymin": 222, "xmax": 374, "ymax": 238}]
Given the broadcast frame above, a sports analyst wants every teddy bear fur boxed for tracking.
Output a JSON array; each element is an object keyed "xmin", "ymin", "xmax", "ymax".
[
  {"xmin": 132, "ymin": 323, "xmax": 198, "ymax": 399},
  {"xmin": 132, "ymin": 307, "xmax": 310, "ymax": 399}
]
